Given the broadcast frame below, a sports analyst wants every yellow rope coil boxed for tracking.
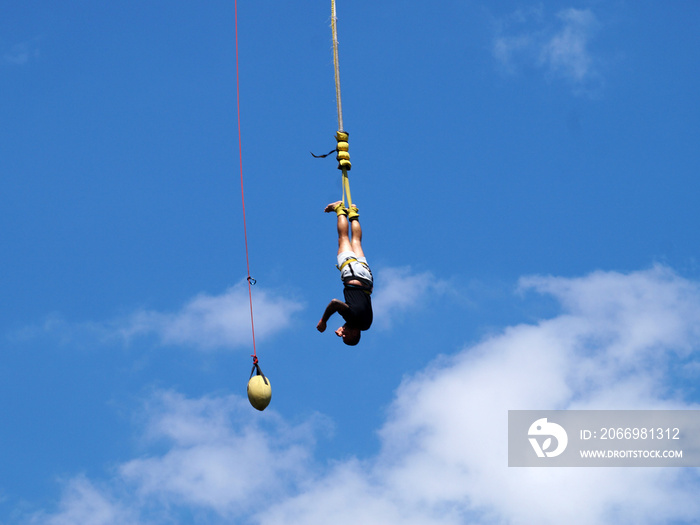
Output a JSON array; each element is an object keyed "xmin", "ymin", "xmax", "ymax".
[{"xmin": 335, "ymin": 131, "xmax": 351, "ymax": 170}]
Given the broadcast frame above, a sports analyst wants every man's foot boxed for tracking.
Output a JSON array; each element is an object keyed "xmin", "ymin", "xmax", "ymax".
[
  {"xmin": 324, "ymin": 201, "xmax": 347, "ymax": 216},
  {"xmin": 347, "ymin": 204, "xmax": 360, "ymax": 221}
]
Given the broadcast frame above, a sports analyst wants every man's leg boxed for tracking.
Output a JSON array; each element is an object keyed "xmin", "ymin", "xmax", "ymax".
[
  {"xmin": 337, "ymin": 214, "xmax": 352, "ymax": 254},
  {"xmin": 325, "ymin": 201, "xmax": 352, "ymax": 255},
  {"xmin": 350, "ymin": 217, "xmax": 364, "ymax": 258}
]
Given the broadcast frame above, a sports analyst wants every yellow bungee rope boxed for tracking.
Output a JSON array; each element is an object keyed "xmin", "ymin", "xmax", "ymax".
[
  {"xmin": 331, "ymin": 0, "xmax": 353, "ymax": 210},
  {"xmin": 310, "ymin": 1, "xmax": 355, "ymax": 207}
]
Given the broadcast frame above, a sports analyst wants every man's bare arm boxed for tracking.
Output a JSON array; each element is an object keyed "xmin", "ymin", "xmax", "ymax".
[{"xmin": 317, "ymin": 299, "xmax": 350, "ymax": 332}]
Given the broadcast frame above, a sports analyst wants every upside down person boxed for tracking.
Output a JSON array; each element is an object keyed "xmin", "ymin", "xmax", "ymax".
[{"xmin": 316, "ymin": 201, "xmax": 373, "ymax": 346}]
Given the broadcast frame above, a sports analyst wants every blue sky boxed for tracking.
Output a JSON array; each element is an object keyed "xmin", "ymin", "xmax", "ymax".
[{"xmin": 2, "ymin": 1, "xmax": 700, "ymax": 523}]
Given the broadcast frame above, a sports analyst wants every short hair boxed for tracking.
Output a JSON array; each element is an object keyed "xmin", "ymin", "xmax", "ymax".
[{"xmin": 342, "ymin": 326, "xmax": 361, "ymax": 346}]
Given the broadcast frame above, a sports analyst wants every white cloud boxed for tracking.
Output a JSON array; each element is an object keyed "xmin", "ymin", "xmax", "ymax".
[
  {"xmin": 259, "ymin": 265, "xmax": 700, "ymax": 525},
  {"xmin": 12, "ymin": 282, "xmax": 304, "ymax": 352},
  {"xmin": 540, "ymin": 8, "xmax": 598, "ymax": 82},
  {"xmin": 118, "ymin": 391, "xmax": 320, "ymax": 518},
  {"xmin": 120, "ymin": 282, "xmax": 304, "ymax": 350},
  {"xmin": 26, "ymin": 476, "xmax": 138, "ymax": 525},
  {"xmin": 21, "ymin": 266, "xmax": 700, "ymax": 524},
  {"xmin": 493, "ymin": 34, "xmax": 533, "ymax": 72},
  {"xmin": 493, "ymin": 7, "xmax": 601, "ymax": 89},
  {"xmin": 371, "ymin": 267, "xmax": 449, "ymax": 329},
  {"xmin": 3, "ymin": 39, "xmax": 40, "ymax": 66}
]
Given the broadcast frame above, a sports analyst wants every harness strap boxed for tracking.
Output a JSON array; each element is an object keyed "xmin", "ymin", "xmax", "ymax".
[
  {"xmin": 337, "ymin": 257, "xmax": 357, "ymax": 271},
  {"xmin": 337, "ymin": 257, "xmax": 370, "ymax": 272}
]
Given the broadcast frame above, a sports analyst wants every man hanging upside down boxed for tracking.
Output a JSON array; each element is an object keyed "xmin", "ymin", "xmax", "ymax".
[{"xmin": 316, "ymin": 201, "xmax": 373, "ymax": 346}]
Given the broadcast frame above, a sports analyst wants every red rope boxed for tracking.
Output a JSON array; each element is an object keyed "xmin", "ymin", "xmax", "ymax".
[{"xmin": 235, "ymin": 0, "xmax": 257, "ymax": 360}]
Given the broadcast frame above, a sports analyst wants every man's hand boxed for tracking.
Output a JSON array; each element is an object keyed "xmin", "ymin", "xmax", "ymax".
[{"xmin": 318, "ymin": 299, "xmax": 349, "ymax": 334}]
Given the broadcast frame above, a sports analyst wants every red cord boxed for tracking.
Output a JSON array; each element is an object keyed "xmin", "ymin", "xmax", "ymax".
[{"xmin": 235, "ymin": 0, "xmax": 257, "ymax": 360}]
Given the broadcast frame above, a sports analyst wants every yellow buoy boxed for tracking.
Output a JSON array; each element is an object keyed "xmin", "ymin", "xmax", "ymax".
[{"xmin": 247, "ymin": 374, "xmax": 271, "ymax": 411}]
